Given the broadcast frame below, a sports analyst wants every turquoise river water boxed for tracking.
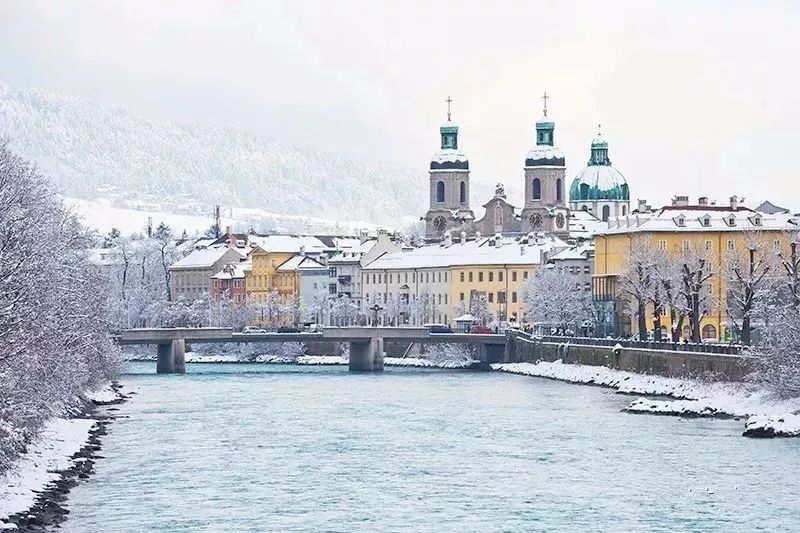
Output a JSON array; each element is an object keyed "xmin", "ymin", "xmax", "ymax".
[{"xmin": 60, "ymin": 362, "xmax": 800, "ymax": 532}]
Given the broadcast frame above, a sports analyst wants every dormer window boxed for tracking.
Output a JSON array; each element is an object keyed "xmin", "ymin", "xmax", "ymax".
[
  {"xmin": 675, "ymin": 215, "xmax": 686, "ymax": 227},
  {"xmin": 699, "ymin": 215, "xmax": 711, "ymax": 227},
  {"xmin": 726, "ymin": 214, "xmax": 736, "ymax": 227},
  {"xmin": 750, "ymin": 215, "xmax": 763, "ymax": 226}
]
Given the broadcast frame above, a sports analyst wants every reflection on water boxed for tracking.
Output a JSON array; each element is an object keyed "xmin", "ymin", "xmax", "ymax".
[{"xmin": 63, "ymin": 362, "xmax": 800, "ymax": 532}]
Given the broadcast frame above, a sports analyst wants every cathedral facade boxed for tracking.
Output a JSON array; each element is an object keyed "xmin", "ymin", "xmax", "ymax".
[{"xmin": 423, "ymin": 95, "xmax": 575, "ymax": 241}]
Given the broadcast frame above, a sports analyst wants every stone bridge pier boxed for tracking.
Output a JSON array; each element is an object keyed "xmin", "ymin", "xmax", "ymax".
[
  {"xmin": 156, "ymin": 339, "xmax": 186, "ymax": 374},
  {"xmin": 348, "ymin": 338, "xmax": 384, "ymax": 372}
]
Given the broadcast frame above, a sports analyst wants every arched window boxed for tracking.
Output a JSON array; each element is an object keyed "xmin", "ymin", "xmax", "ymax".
[
  {"xmin": 556, "ymin": 178, "xmax": 562, "ymax": 202},
  {"xmin": 436, "ymin": 181, "xmax": 445, "ymax": 203},
  {"xmin": 532, "ymin": 178, "xmax": 541, "ymax": 200},
  {"xmin": 602, "ymin": 205, "xmax": 610, "ymax": 222},
  {"xmin": 581, "ymin": 205, "xmax": 588, "ymax": 211},
  {"xmin": 622, "ymin": 205, "xmax": 627, "ymax": 216},
  {"xmin": 702, "ymin": 324, "xmax": 717, "ymax": 340},
  {"xmin": 494, "ymin": 204, "xmax": 503, "ymax": 225},
  {"xmin": 459, "ymin": 181, "xmax": 466, "ymax": 203}
]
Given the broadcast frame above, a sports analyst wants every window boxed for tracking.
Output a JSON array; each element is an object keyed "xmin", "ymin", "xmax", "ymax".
[
  {"xmin": 328, "ymin": 283, "xmax": 337, "ymax": 294},
  {"xmin": 774, "ymin": 239, "xmax": 781, "ymax": 252},
  {"xmin": 658, "ymin": 240, "xmax": 667, "ymax": 250},
  {"xmin": 445, "ymin": 294, "xmax": 448, "ymax": 304},
  {"xmin": 329, "ymin": 267, "xmax": 337, "ymax": 278},
  {"xmin": 602, "ymin": 205, "xmax": 610, "ymax": 222},
  {"xmin": 701, "ymin": 216, "xmax": 710, "ymax": 227},
  {"xmin": 511, "ymin": 292, "xmax": 517, "ymax": 303},
  {"xmin": 436, "ymin": 181, "xmax": 445, "ymax": 203},
  {"xmin": 556, "ymin": 178, "xmax": 562, "ymax": 202},
  {"xmin": 727, "ymin": 215, "xmax": 736, "ymax": 227},
  {"xmin": 404, "ymin": 273, "xmax": 408, "ymax": 283},
  {"xmin": 460, "ymin": 272, "xmax": 465, "ymax": 282},
  {"xmin": 622, "ymin": 205, "xmax": 627, "ymax": 216},
  {"xmin": 499, "ymin": 271, "xmax": 504, "ymax": 282},
  {"xmin": 488, "ymin": 293, "xmax": 494, "ymax": 303},
  {"xmin": 727, "ymin": 240, "xmax": 735, "ymax": 251},
  {"xmin": 585, "ymin": 283, "xmax": 591, "ymax": 291},
  {"xmin": 532, "ymin": 178, "xmax": 541, "ymax": 200},
  {"xmin": 682, "ymin": 241, "xmax": 690, "ymax": 251},
  {"xmin": 523, "ymin": 271, "xmax": 529, "ymax": 279},
  {"xmin": 676, "ymin": 216, "xmax": 685, "ymax": 227},
  {"xmin": 438, "ymin": 294, "xmax": 442, "ymax": 304},
  {"xmin": 584, "ymin": 265, "xmax": 590, "ymax": 274},
  {"xmin": 489, "ymin": 272, "xmax": 494, "ymax": 282},
  {"xmin": 425, "ymin": 272, "xmax": 429, "ymax": 283},
  {"xmin": 478, "ymin": 272, "xmax": 484, "ymax": 282},
  {"xmin": 444, "ymin": 272, "xmax": 447, "ymax": 282},
  {"xmin": 498, "ymin": 291, "xmax": 506, "ymax": 304},
  {"xmin": 460, "ymin": 181, "xmax": 466, "ymax": 203},
  {"xmin": 469, "ymin": 272, "xmax": 473, "ymax": 282},
  {"xmin": 752, "ymin": 216, "xmax": 763, "ymax": 226},
  {"xmin": 705, "ymin": 240, "xmax": 713, "ymax": 251},
  {"xmin": 512, "ymin": 271, "xmax": 517, "ymax": 282},
  {"xmin": 460, "ymin": 292, "xmax": 465, "ymax": 301}
]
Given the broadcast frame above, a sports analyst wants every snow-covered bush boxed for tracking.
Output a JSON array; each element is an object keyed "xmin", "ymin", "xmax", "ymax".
[
  {"xmin": 750, "ymin": 306, "xmax": 800, "ymax": 400},
  {"xmin": 0, "ymin": 142, "xmax": 120, "ymax": 472},
  {"xmin": 422, "ymin": 343, "xmax": 476, "ymax": 364}
]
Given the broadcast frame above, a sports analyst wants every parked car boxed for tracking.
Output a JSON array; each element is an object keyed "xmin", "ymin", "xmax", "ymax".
[
  {"xmin": 469, "ymin": 324, "xmax": 493, "ymax": 334},
  {"xmin": 425, "ymin": 324, "xmax": 453, "ymax": 334},
  {"xmin": 242, "ymin": 326, "xmax": 266, "ymax": 334},
  {"xmin": 308, "ymin": 323, "xmax": 323, "ymax": 333},
  {"xmin": 277, "ymin": 326, "xmax": 302, "ymax": 333}
]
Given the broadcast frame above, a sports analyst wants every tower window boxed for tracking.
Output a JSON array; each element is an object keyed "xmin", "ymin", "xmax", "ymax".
[
  {"xmin": 622, "ymin": 205, "xmax": 627, "ymax": 216},
  {"xmin": 602, "ymin": 205, "xmax": 610, "ymax": 221},
  {"xmin": 532, "ymin": 178, "xmax": 541, "ymax": 200},
  {"xmin": 459, "ymin": 181, "xmax": 466, "ymax": 203},
  {"xmin": 556, "ymin": 178, "xmax": 562, "ymax": 202},
  {"xmin": 436, "ymin": 181, "xmax": 445, "ymax": 203}
]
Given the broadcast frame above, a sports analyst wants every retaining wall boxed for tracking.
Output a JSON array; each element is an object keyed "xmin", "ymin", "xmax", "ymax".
[{"xmin": 504, "ymin": 334, "xmax": 749, "ymax": 381}]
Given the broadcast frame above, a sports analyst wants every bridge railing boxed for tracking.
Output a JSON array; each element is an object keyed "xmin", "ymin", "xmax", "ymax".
[{"xmin": 512, "ymin": 330, "xmax": 744, "ymax": 355}]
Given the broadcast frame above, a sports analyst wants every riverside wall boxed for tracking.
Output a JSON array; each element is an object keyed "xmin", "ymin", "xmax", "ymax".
[{"xmin": 504, "ymin": 334, "xmax": 749, "ymax": 381}]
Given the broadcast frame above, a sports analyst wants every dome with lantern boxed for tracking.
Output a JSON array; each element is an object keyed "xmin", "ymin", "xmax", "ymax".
[{"xmin": 569, "ymin": 132, "xmax": 629, "ymax": 202}]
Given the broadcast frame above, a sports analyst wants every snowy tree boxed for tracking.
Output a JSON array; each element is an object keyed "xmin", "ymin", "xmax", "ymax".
[
  {"xmin": 0, "ymin": 142, "xmax": 119, "ymax": 471},
  {"xmin": 677, "ymin": 245, "xmax": 716, "ymax": 343},
  {"xmin": 408, "ymin": 291, "xmax": 434, "ymax": 325},
  {"xmin": 724, "ymin": 231, "xmax": 773, "ymax": 345},
  {"xmin": 468, "ymin": 293, "xmax": 495, "ymax": 326},
  {"xmin": 776, "ymin": 230, "xmax": 800, "ymax": 308},
  {"xmin": 382, "ymin": 294, "xmax": 408, "ymax": 325},
  {"xmin": 522, "ymin": 266, "xmax": 593, "ymax": 335},
  {"xmin": 331, "ymin": 295, "xmax": 360, "ymax": 326},
  {"xmin": 751, "ymin": 306, "xmax": 800, "ymax": 399},
  {"xmin": 620, "ymin": 240, "xmax": 659, "ymax": 340},
  {"xmin": 654, "ymin": 253, "xmax": 685, "ymax": 342}
]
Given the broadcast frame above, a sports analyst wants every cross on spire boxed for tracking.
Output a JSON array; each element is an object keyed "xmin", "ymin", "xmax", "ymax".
[
  {"xmin": 542, "ymin": 92, "xmax": 549, "ymax": 117},
  {"xmin": 597, "ymin": 123, "xmax": 602, "ymax": 136},
  {"xmin": 446, "ymin": 96, "xmax": 453, "ymax": 121}
]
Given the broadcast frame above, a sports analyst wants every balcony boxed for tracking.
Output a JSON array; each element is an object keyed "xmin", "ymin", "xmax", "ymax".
[{"xmin": 337, "ymin": 275, "xmax": 352, "ymax": 285}]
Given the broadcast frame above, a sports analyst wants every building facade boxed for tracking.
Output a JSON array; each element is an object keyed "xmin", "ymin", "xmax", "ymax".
[{"xmin": 169, "ymin": 246, "xmax": 245, "ymax": 301}]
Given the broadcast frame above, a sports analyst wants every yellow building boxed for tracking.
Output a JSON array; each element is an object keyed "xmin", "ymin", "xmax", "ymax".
[
  {"xmin": 594, "ymin": 196, "xmax": 797, "ymax": 340},
  {"xmin": 245, "ymin": 246, "xmax": 295, "ymax": 302},
  {"xmin": 361, "ymin": 234, "xmax": 572, "ymax": 326}
]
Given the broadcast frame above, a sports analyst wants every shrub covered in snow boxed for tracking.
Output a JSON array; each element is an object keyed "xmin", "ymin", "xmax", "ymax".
[{"xmin": 0, "ymin": 142, "xmax": 120, "ymax": 472}]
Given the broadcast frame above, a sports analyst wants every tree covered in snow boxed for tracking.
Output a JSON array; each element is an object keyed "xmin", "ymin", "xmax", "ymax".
[
  {"xmin": 0, "ymin": 142, "xmax": 120, "ymax": 472},
  {"xmin": 522, "ymin": 267, "xmax": 594, "ymax": 334},
  {"xmin": 776, "ymin": 230, "xmax": 800, "ymax": 308},
  {"xmin": 723, "ymin": 231, "xmax": 774, "ymax": 345},
  {"xmin": 751, "ymin": 305, "xmax": 800, "ymax": 400},
  {"xmin": 467, "ymin": 293, "xmax": 494, "ymax": 326},
  {"xmin": 677, "ymin": 246, "xmax": 716, "ymax": 343},
  {"xmin": 382, "ymin": 293, "xmax": 408, "ymax": 325},
  {"xmin": 620, "ymin": 239, "xmax": 660, "ymax": 340}
]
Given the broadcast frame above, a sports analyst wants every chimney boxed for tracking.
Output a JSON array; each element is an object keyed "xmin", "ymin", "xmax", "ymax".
[
  {"xmin": 698, "ymin": 196, "xmax": 709, "ymax": 206},
  {"xmin": 520, "ymin": 244, "xmax": 526, "ymax": 255},
  {"xmin": 443, "ymin": 231, "xmax": 452, "ymax": 247},
  {"xmin": 299, "ymin": 245, "xmax": 306, "ymax": 256},
  {"xmin": 730, "ymin": 195, "xmax": 739, "ymax": 209},
  {"xmin": 488, "ymin": 236, "xmax": 496, "ymax": 247},
  {"xmin": 672, "ymin": 195, "xmax": 689, "ymax": 207},
  {"xmin": 460, "ymin": 231, "xmax": 466, "ymax": 245},
  {"xmin": 475, "ymin": 231, "xmax": 482, "ymax": 240},
  {"xmin": 637, "ymin": 199, "xmax": 647, "ymax": 213}
]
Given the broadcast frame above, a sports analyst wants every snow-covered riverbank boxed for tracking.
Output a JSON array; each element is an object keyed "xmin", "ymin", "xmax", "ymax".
[
  {"xmin": 175, "ymin": 353, "xmax": 477, "ymax": 368},
  {"xmin": 493, "ymin": 361, "xmax": 800, "ymax": 438},
  {"xmin": 0, "ymin": 384, "xmax": 128, "ymax": 530}
]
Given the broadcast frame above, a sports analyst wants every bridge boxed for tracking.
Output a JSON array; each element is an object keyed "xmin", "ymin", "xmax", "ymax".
[{"xmin": 116, "ymin": 327, "xmax": 508, "ymax": 373}]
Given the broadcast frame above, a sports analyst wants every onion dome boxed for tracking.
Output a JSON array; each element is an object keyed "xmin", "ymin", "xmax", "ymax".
[
  {"xmin": 430, "ymin": 120, "xmax": 469, "ymax": 171},
  {"xmin": 525, "ymin": 94, "xmax": 565, "ymax": 167},
  {"xmin": 569, "ymin": 132, "xmax": 629, "ymax": 201}
]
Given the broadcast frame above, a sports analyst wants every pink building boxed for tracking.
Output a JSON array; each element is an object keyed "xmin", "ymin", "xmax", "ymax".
[{"xmin": 211, "ymin": 260, "xmax": 249, "ymax": 304}]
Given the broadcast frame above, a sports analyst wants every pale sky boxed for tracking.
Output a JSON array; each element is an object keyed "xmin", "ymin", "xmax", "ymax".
[{"xmin": 2, "ymin": 0, "xmax": 800, "ymax": 211}]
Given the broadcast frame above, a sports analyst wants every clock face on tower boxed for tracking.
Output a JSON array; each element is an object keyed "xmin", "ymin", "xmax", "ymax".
[
  {"xmin": 433, "ymin": 216, "xmax": 447, "ymax": 231},
  {"xmin": 529, "ymin": 213, "xmax": 542, "ymax": 228},
  {"xmin": 555, "ymin": 212, "xmax": 566, "ymax": 229}
]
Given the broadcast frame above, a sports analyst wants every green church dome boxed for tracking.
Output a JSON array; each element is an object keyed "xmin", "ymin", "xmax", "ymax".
[{"xmin": 569, "ymin": 132, "xmax": 629, "ymax": 201}]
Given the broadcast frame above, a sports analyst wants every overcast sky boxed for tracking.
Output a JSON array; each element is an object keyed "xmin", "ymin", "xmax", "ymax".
[{"xmin": 2, "ymin": 0, "xmax": 800, "ymax": 210}]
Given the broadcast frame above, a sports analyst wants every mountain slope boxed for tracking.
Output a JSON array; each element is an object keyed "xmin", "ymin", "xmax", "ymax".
[{"xmin": 0, "ymin": 83, "xmax": 425, "ymax": 224}]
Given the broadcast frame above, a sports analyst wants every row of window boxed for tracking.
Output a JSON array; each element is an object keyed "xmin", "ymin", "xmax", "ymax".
[
  {"xmin": 553, "ymin": 265, "xmax": 591, "ymax": 275},
  {"xmin": 365, "ymin": 271, "xmax": 450, "ymax": 284},
  {"xmin": 435, "ymin": 180, "xmax": 468, "ymax": 203},
  {"xmin": 212, "ymin": 279, "xmax": 245, "ymax": 289},
  {"xmin": 365, "ymin": 293, "xmax": 450, "ymax": 305},
  {"xmin": 530, "ymin": 178, "xmax": 562, "ymax": 202},
  {"xmin": 658, "ymin": 239, "xmax": 783, "ymax": 252}
]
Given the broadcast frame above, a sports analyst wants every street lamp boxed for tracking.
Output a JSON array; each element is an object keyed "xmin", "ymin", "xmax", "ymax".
[{"xmin": 369, "ymin": 303, "xmax": 384, "ymax": 326}]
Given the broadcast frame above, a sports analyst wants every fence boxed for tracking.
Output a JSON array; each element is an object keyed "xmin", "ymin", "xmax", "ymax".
[{"xmin": 522, "ymin": 333, "xmax": 744, "ymax": 355}]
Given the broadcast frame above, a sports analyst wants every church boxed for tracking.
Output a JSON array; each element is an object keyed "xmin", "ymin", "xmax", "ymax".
[{"xmin": 423, "ymin": 95, "xmax": 631, "ymax": 241}]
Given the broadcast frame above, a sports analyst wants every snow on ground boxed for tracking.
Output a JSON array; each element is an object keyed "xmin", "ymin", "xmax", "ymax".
[
  {"xmin": 493, "ymin": 360, "xmax": 800, "ymax": 437},
  {"xmin": 82, "ymin": 384, "xmax": 119, "ymax": 404},
  {"xmin": 183, "ymin": 353, "xmax": 475, "ymax": 368},
  {"xmin": 384, "ymin": 357, "xmax": 476, "ymax": 368},
  {"xmin": 0, "ymin": 418, "xmax": 95, "ymax": 522},
  {"xmin": 743, "ymin": 414, "xmax": 800, "ymax": 438}
]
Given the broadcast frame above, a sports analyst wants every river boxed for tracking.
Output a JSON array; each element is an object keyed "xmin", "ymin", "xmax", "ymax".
[{"xmin": 62, "ymin": 362, "xmax": 800, "ymax": 532}]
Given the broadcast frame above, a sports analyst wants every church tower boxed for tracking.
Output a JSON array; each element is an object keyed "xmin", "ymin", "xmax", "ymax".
[
  {"xmin": 424, "ymin": 97, "xmax": 474, "ymax": 240},
  {"xmin": 519, "ymin": 92, "xmax": 570, "ymax": 237}
]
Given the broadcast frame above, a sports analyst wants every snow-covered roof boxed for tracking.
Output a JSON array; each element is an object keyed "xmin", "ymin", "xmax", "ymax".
[
  {"xmin": 430, "ymin": 149, "xmax": 469, "ymax": 172},
  {"xmin": 328, "ymin": 239, "xmax": 377, "ymax": 263},
  {"xmin": 754, "ymin": 200, "xmax": 790, "ymax": 215},
  {"xmin": 569, "ymin": 210, "xmax": 606, "ymax": 238},
  {"xmin": 248, "ymin": 235, "xmax": 327, "ymax": 254},
  {"xmin": 211, "ymin": 260, "xmax": 250, "ymax": 280},
  {"xmin": 170, "ymin": 245, "xmax": 243, "ymax": 270},
  {"xmin": 601, "ymin": 206, "xmax": 800, "ymax": 235},
  {"xmin": 570, "ymin": 165, "xmax": 629, "ymax": 201},
  {"xmin": 549, "ymin": 241, "xmax": 594, "ymax": 261},
  {"xmin": 276, "ymin": 255, "xmax": 328, "ymax": 272},
  {"xmin": 86, "ymin": 247, "xmax": 118, "ymax": 267},
  {"xmin": 363, "ymin": 235, "xmax": 568, "ymax": 270},
  {"xmin": 455, "ymin": 313, "xmax": 476, "ymax": 322}
]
